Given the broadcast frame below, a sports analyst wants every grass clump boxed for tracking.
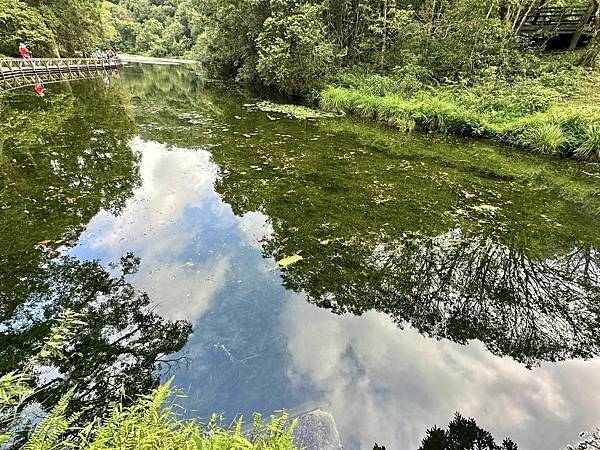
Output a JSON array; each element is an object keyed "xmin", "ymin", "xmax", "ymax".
[
  {"xmin": 574, "ymin": 123, "xmax": 600, "ymax": 162},
  {"xmin": 524, "ymin": 123, "xmax": 567, "ymax": 155}
]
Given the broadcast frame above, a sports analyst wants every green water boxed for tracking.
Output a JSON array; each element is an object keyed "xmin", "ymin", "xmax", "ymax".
[{"xmin": 2, "ymin": 64, "xmax": 600, "ymax": 449}]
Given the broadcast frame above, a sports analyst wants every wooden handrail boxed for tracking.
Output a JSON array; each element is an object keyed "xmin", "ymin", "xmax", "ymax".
[{"xmin": 0, "ymin": 57, "xmax": 123, "ymax": 92}]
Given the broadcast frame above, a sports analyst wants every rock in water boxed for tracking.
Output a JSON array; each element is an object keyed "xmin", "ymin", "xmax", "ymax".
[{"xmin": 292, "ymin": 409, "xmax": 343, "ymax": 450}]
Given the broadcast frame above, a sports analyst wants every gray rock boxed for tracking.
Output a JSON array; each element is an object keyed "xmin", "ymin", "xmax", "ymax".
[{"xmin": 292, "ymin": 408, "xmax": 343, "ymax": 450}]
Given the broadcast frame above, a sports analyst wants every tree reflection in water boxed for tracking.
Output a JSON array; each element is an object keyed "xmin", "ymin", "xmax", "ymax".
[
  {"xmin": 0, "ymin": 81, "xmax": 192, "ymax": 426},
  {"xmin": 0, "ymin": 253, "xmax": 192, "ymax": 424},
  {"xmin": 289, "ymin": 228, "xmax": 600, "ymax": 366}
]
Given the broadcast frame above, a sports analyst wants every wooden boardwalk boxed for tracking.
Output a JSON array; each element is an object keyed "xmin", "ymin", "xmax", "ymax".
[
  {"xmin": 0, "ymin": 58, "xmax": 122, "ymax": 92},
  {"xmin": 519, "ymin": 4, "xmax": 598, "ymax": 49}
]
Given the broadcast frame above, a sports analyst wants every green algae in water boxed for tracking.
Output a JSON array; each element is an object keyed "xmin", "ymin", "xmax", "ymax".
[
  {"xmin": 251, "ymin": 101, "xmax": 339, "ymax": 119},
  {"xmin": 4, "ymin": 64, "xmax": 600, "ymax": 450}
]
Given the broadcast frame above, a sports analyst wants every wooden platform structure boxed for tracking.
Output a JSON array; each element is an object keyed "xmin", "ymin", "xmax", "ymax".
[
  {"xmin": 0, "ymin": 58, "xmax": 122, "ymax": 92},
  {"xmin": 519, "ymin": 3, "xmax": 598, "ymax": 49}
]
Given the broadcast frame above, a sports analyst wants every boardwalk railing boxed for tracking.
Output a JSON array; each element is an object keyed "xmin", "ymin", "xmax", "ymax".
[
  {"xmin": 519, "ymin": 4, "xmax": 598, "ymax": 49},
  {"xmin": 0, "ymin": 58, "xmax": 122, "ymax": 92}
]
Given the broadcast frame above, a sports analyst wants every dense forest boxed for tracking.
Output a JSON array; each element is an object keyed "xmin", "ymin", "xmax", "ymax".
[{"xmin": 3, "ymin": 1, "xmax": 600, "ymax": 87}]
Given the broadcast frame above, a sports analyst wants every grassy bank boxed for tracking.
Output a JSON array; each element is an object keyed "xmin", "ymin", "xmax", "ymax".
[{"xmin": 320, "ymin": 67, "xmax": 600, "ymax": 162}]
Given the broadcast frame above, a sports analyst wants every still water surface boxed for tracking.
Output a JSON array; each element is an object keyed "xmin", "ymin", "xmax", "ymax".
[{"xmin": 2, "ymin": 64, "xmax": 600, "ymax": 449}]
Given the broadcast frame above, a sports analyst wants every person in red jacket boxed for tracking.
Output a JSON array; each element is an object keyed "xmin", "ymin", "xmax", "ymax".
[
  {"xmin": 19, "ymin": 43, "xmax": 32, "ymax": 65},
  {"xmin": 32, "ymin": 76, "xmax": 46, "ymax": 96}
]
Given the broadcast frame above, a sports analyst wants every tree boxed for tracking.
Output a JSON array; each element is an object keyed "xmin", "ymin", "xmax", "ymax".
[
  {"xmin": 418, "ymin": 413, "xmax": 518, "ymax": 450},
  {"xmin": 0, "ymin": 0, "xmax": 57, "ymax": 56},
  {"xmin": 256, "ymin": 1, "xmax": 336, "ymax": 94}
]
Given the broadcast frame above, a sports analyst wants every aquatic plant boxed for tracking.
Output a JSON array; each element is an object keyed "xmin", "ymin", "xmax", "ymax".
[{"xmin": 254, "ymin": 101, "xmax": 337, "ymax": 119}]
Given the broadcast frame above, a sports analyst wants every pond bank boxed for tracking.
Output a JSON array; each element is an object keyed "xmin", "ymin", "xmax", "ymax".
[
  {"xmin": 119, "ymin": 54, "xmax": 199, "ymax": 65},
  {"xmin": 319, "ymin": 70, "xmax": 600, "ymax": 162}
]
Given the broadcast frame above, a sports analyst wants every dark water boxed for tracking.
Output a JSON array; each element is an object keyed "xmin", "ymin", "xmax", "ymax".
[{"xmin": 2, "ymin": 64, "xmax": 600, "ymax": 449}]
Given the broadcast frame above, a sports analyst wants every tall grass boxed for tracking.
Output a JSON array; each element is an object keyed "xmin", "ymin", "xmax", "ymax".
[
  {"xmin": 523, "ymin": 123, "xmax": 566, "ymax": 155},
  {"xmin": 320, "ymin": 73, "xmax": 600, "ymax": 162},
  {"xmin": 574, "ymin": 123, "xmax": 600, "ymax": 162}
]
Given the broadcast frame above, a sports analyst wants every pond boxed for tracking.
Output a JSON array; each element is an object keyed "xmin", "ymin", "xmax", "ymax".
[{"xmin": 2, "ymin": 63, "xmax": 600, "ymax": 449}]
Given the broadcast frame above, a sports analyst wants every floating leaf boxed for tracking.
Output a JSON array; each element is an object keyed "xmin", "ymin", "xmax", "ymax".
[
  {"xmin": 470, "ymin": 204, "xmax": 501, "ymax": 213},
  {"xmin": 269, "ymin": 255, "xmax": 303, "ymax": 271},
  {"xmin": 277, "ymin": 255, "xmax": 303, "ymax": 268}
]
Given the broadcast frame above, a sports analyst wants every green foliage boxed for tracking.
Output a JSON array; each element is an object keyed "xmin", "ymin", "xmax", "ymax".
[
  {"xmin": 106, "ymin": 0, "xmax": 196, "ymax": 56},
  {"xmin": 574, "ymin": 123, "xmax": 600, "ymax": 161},
  {"xmin": 419, "ymin": 412, "xmax": 518, "ymax": 450},
  {"xmin": 22, "ymin": 389, "xmax": 77, "ymax": 450},
  {"xmin": 0, "ymin": 0, "xmax": 56, "ymax": 56},
  {"xmin": 0, "ymin": 315, "xmax": 296, "ymax": 450},
  {"xmin": 523, "ymin": 123, "xmax": 567, "ymax": 155},
  {"xmin": 320, "ymin": 66, "xmax": 600, "ymax": 161},
  {"xmin": 255, "ymin": 1, "xmax": 336, "ymax": 95},
  {"xmin": 1, "ymin": 310, "xmax": 86, "ymax": 447},
  {"xmin": 72, "ymin": 382, "xmax": 296, "ymax": 450},
  {"xmin": 0, "ymin": 0, "xmax": 107, "ymax": 57}
]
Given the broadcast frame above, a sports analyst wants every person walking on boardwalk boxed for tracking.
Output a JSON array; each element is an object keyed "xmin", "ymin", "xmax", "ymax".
[
  {"xmin": 19, "ymin": 43, "xmax": 32, "ymax": 65},
  {"xmin": 95, "ymin": 47, "xmax": 105, "ymax": 60}
]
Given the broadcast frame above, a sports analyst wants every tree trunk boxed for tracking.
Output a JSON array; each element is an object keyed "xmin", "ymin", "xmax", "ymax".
[
  {"xmin": 381, "ymin": 0, "xmax": 388, "ymax": 67},
  {"xmin": 579, "ymin": 1, "xmax": 600, "ymax": 67}
]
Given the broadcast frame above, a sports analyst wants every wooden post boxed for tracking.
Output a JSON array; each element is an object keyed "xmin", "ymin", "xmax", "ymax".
[{"xmin": 570, "ymin": 2, "xmax": 596, "ymax": 50}]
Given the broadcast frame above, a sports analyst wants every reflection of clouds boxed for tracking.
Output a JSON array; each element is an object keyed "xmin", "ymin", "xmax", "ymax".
[
  {"xmin": 282, "ymin": 299, "xmax": 600, "ymax": 450},
  {"xmin": 238, "ymin": 211, "xmax": 273, "ymax": 249},
  {"xmin": 89, "ymin": 138, "xmax": 218, "ymax": 254},
  {"xmin": 79, "ymin": 138, "xmax": 231, "ymax": 323},
  {"xmin": 137, "ymin": 257, "xmax": 229, "ymax": 322}
]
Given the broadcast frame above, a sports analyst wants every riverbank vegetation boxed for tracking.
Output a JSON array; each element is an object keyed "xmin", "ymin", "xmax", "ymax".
[
  {"xmin": 4, "ymin": 1, "xmax": 600, "ymax": 160},
  {"xmin": 187, "ymin": 0, "xmax": 600, "ymax": 161},
  {"xmin": 81, "ymin": 0, "xmax": 600, "ymax": 161},
  {"xmin": 0, "ymin": 0, "xmax": 115, "ymax": 57},
  {"xmin": 320, "ymin": 62, "xmax": 600, "ymax": 159}
]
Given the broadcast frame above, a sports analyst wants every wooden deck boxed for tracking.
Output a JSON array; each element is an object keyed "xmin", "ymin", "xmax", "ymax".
[
  {"xmin": 0, "ymin": 58, "xmax": 122, "ymax": 92},
  {"xmin": 519, "ymin": 3, "xmax": 598, "ymax": 49}
]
